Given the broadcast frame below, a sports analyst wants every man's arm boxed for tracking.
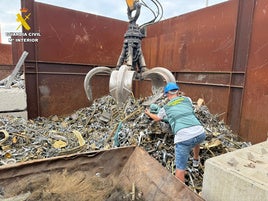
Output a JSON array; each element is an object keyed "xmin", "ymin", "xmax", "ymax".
[{"xmin": 145, "ymin": 109, "xmax": 162, "ymax": 121}]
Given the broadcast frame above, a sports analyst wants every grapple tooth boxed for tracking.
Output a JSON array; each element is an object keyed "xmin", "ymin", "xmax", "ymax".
[
  {"xmin": 142, "ymin": 67, "xmax": 176, "ymax": 94},
  {"xmin": 109, "ymin": 65, "xmax": 135, "ymax": 104},
  {"xmin": 84, "ymin": 67, "xmax": 112, "ymax": 101}
]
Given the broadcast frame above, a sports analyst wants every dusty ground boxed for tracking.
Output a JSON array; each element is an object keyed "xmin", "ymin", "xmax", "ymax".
[{"xmin": 0, "ymin": 169, "xmax": 144, "ymax": 201}]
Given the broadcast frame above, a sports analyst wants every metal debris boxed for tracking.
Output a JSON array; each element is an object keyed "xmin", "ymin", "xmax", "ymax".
[
  {"xmin": 0, "ymin": 95, "xmax": 251, "ymax": 192},
  {"xmin": 0, "ymin": 73, "xmax": 25, "ymax": 89},
  {"xmin": 0, "ymin": 51, "xmax": 28, "ymax": 89}
]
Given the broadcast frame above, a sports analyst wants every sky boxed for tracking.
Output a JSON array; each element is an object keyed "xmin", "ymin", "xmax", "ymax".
[{"xmin": 0, "ymin": 0, "xmax": 227, "ymax": 44}]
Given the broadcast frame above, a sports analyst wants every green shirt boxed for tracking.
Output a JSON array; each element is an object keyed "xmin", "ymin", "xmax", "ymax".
[{"xmin": 161, "ymin": 96, "xmax": 201, "ymax": 134}]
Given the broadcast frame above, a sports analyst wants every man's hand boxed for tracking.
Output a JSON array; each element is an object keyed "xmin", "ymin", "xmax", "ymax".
[{"xmin": 145, "ymin": 109, "xmax": 161, "ymax": 121}]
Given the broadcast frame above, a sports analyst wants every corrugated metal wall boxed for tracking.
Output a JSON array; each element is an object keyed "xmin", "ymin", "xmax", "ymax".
[{"xmin": 21, "ymin": 0, "xmax": 267, "ymax": 144}]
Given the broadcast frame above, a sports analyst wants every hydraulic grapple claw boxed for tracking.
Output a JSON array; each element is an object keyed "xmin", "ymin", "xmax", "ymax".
[
  {"xmin": 109, "ymin": 65, "xmax": 135, "ymax": 104},
  {"xmin": 84, "ymin": 65, "xmax": 176, "ymax": 105},
  {"xmin": 84, "ymin": 67, "xmax": 112, "ymax": 101},
  {"xmin": 142, "ymin": 67, "xmax": 176, "ymax": 94},
  {"xmin": 84, "ymin": 65, "xmax": 135, "ymax": 104}
]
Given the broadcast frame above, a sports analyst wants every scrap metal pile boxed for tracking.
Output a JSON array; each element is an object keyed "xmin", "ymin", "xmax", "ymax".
[{"xmin": 0, "ymin": 94, "xmax": 251, "ymax": 192}]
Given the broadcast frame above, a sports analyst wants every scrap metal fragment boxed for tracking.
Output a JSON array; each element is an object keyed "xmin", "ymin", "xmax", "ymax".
[
  {"xmin": 5, "ymin": 51, "xmax": 28, "ymax": 89},
  {"xmin": 0, "ymin": 130, "xmax": 9, "ymax": 145}
]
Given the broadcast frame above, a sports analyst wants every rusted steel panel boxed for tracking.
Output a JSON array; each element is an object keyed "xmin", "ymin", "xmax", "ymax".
[
  {"xmin": 0, "ymin": 43, "xmax": 14, "ymax": 79},
  {"xmin": 23, "ymin": 0, "xmax": 127, "ymax": 118},
  {"xmin": 0, "ymin": 44, "xmax": 12, "ymax": 65},
  {"xmin": 38, "ymin": 73, "xmax": 85, "ymax": 117},
  {"xmin": 232, "ymin": 0, "xmax": 256, "ymax": 71},
  {"xmin": 227, "ymin": 87, "xmax": 243, "ymax": 136},
  {"xmin": 22, "ymin": 0, "xmax": 39, "ymax": 118},
  {"xmin": 25, "ymin": 71, "xmax": 39, "ymax": 117},
  {"xmin": 26, "ymin": 62, "xmax": 110, "ymax": 118},
  {"xmin": 35, "ymin": 2, "xmax": 126, "ymax": 65},
  {"xmin": 133, "ymin": 80, "xmax": 153, "ymax": 98},
  {"xmin": 144, "ymin": 1, "xmax": 239, "ymax": 72},
  {"xmin": 224, "ymin": 0, "xmax": 256, "ymax": 138},
  {"xmin": 21, "ymin": 0, "xmax": 36, "ymax": 62},
  {"xmin": 230, "ymin": 72, "xmax": 245, "ymax": 87},
  {"xmin": 240, "ymin": 0, "xmax": 268, "ymax": 143},
  {"xmin": 178, "ymin": 83, "xmax": 230, "ymax": 121},
  {"xmin": 0, "ymin": 65, "xmax": 14, "ymax": 80},
  {"xmin": 176, "ymin": 72, "xmax": 231, "ymax": 86}
]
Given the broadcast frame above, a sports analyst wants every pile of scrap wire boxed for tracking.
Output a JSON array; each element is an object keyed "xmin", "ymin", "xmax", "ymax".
[{"xmin": 0, "ymin": 95, "xmax": 251, "ymax": 192}]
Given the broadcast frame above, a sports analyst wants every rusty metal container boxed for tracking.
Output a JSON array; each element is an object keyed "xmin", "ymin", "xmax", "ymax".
[
  {"xmin": 20, "ymin": 0, "xmax": 268, "ymax": 145},
  {"xmin": 0, "ymin": 44, "xmax": 12, "ymax": 65},
  {"xmin": 0, "ymin": 146, "xmax": 203, "ymax": 201}
]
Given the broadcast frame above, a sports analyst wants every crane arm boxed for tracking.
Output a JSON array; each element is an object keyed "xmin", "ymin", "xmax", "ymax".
[{"xmin": 126, "ymin": 0, "xmax": 138, "ymax": 11}]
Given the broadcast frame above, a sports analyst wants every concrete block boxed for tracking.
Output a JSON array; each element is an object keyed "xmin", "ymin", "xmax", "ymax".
[
  {"xmin": 202, "ymin": 141, "xmax": 268, "ymax": 201},
  {"xmin": 0, "ymin": 111, "xmax": 28, "ymax": 119},
  {"xmin": 0, "ymin": 88, "xmax": 27, "ymax": 111}
]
